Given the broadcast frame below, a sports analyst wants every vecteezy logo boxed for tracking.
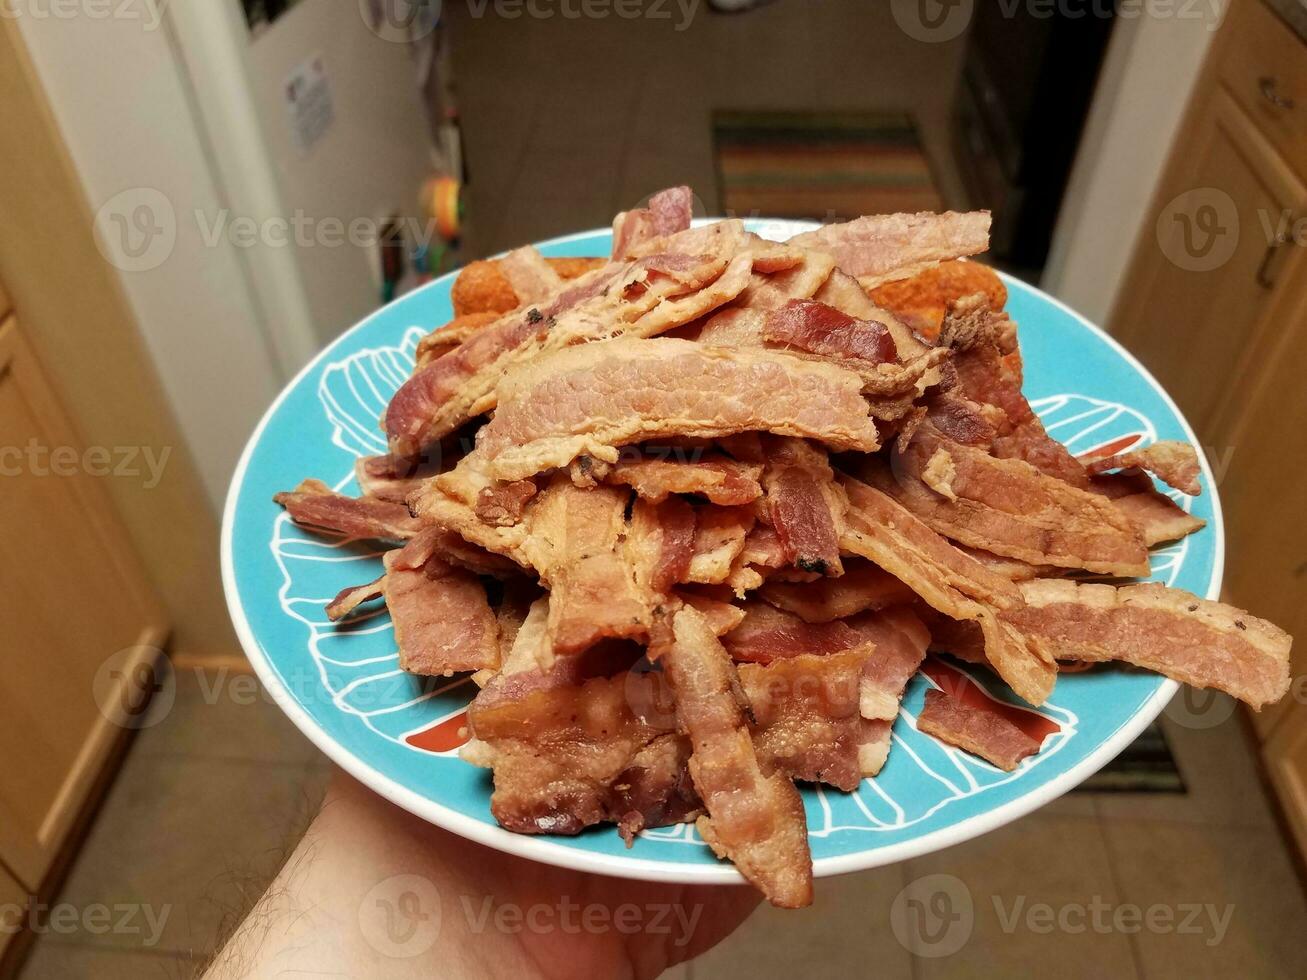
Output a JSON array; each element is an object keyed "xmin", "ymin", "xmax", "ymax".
[
  {"xmin": 92, "ymin": 646, "xmax": 175, "ymax": 730},
  {"xmin": 1156, "ymin": 187, "xmax": 1239, "ymax": 273},
  {"xmin": 1164, "ymin": 685, "xmax": 1237, "ymax": 730},
  {"xmin": 93, "ymin": 188, "xmax": 177, "ymax": 273},
  {"xmin": 359, "ymin": 874, "xmax": 442, "ymax": 958},
  {"xmin": 361, "ymin": 0, "xmax": 441, "ymax": 43},
  {"xmin": 890, "ymin": 0, "xmax": 974, "ymax": 43},
  {"xmin": 890, "ymin": 873, "xmax": 974, "ymax": 957}
]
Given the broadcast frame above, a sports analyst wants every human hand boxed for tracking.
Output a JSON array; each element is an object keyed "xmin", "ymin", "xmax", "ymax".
[{"xmin": 207, "ymin": 770, "xmax": 759, "ymax": 980}]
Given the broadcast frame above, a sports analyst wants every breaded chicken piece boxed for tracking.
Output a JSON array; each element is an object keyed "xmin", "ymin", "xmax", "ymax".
[
  {"xmin": 869, "ymin": 259, "xmax": 1007, "ymax": 342},
  {"xmin": 451, "ymin": 256, "xmax": 608, "ymax": 317}
]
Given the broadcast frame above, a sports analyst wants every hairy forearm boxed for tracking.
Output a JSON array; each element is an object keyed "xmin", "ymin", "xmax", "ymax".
[
  {"xmin": 204, "ymin": 774, "xmax": 542, "ymax": 979},
  {"xmin": 204, "ymin": 772, "xmax": 756, "ymax": 980}
]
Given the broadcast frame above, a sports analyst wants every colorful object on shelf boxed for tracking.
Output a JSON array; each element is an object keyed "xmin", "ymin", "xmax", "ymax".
[
  {"xmin": 417, "ymin": 175, "xmax": 463, "ymax": 282},
  {"xmin": 423, "ymin": 175, "xmax": 463, "ymax": 243}
]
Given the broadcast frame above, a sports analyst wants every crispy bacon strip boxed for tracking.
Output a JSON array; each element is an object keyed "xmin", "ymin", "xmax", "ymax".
[
  {"xmin": 383, "ymin": 548, "xmax": 499, "ymax": 676},
  {"xmin": 767, "ymin": 469, "xmax": 842, "ymax": 576},
  {"xmin": 677, "ymin": 590, "xmax": 747, "ymax": 637},
  {"xmin": 856, "ymin": 608, "xmax": 931, "ymax": 722},
  {"xmin": 866, "ymin": 428, "xmax": 1151, "ymax": 577},
  {"xmin": 686, "ymin": 506, "xmax": 756, "ymax": 585},
  {"xmin": 612, "ymin": 185, "xmax": 694, "ymax": 259},
  {"xmin": 465, "ymin": 667, "xmax": 699, "ymax": 839},
  {"xmin": 1008, "ymin": 580, "xmax": 1292, "ymax": 710},
  {"xmin": 762, "ymin": 437, "xmax": 845, "ymax": 577},
  {"xmin": 736, "ymin": 249, "xmax": 837, "ymax": 309},
  {"xmin": 789, "ymin": 211, "xmax": 992, "ymax": 289},
  {"xmin": 476, "ymin": 480, "xmax": 538, "ymax": 527},
  {"xmin": 1091, "ymin": 472, "xmax": 1206, "ymax": 546},
  {"xmin": 760, "ymin": 559, "xmax": 915, "ymax": 623},
  {"xmin": 696, "ymin": 301, "xmax": 941, "ymax": 413},
  {"xmin": 391, "ymin": 526, "xmax": 522, "ymax": 580},
  {"xmin": 628, "ymin": 497, "xmax": 698, "ymax": 595},
  {"xmin": 326, "ymin": 576, "xmax": 385, "ymax": 622},
  {"xmin": 839, "ymin": 475, "xmax": 1021, "ymax": 610},
  {"xmin": 477, "ymin": 338, "xmax": 881, "ymax": 481},
  {"xmin": 763, "ymin": 300, "xmax": 898, "ymax": 366},
  {"xmin": 354, "ymin": 454, "xmax": 442, "ymax": 504},
  {"xmin": 534, "ymin": 483, "xmax": 650, "ymax": 656},
  {"xmin": 838, "ymin": 475, "xmax": 1056, "ymax": 706},
  {"xmin": 1084, "ymin": 441, "xmax": 1202, "ymax": 496},
  {"xmin": 814, "ymin": 270, "xmax": 934, "ymax": 366},
  {"xmin": 738, "ymin": 649, "xmax": 870, "ymax": 791},
  {"xmin": 724, "ymin": 601, "xmax": 865, "ymax": 664},
  {"xmin": 856, "ymin": 608, "xmax": 930, "ymax": 775},
  {"xmin": 662, "ymin": 606, "xmax": 813, "ymax": 908},
  {"xmin": 955, "ymin": 546, "xmax": 1053, "ymax": 583},
  {"xmin": 415, "ymin": 312, "xmax": 502, "ymax": 368},
  {"xmin": 498, "ymin": 246, "xmax": 565, "ymax": 304},
  {"xmin": 1113, "ymin": 493, "xmax": 1206, "ymax": 546},
  {"xmin": 606, "ymin": 453, "xmax": 764, "ymax": 506},
  {"xmin": 916, "ymin": 688, "xmax": 1043, "ymax": 771},
  {"xmin": 387, "ymin": 223, "xmax": 751, "ymax": 455},
  {"xmin": 940, "ymin": 297, "xmax": 1088, "ymax": 488},
  {"xmin": 274, "ymin": 479, "xmax": 424, "ymax": 540}
]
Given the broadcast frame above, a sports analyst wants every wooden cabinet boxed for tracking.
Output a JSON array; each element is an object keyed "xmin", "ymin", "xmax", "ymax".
[
  {"xmin": 1112, "ymin": 88, "xmax": 1307, "ymax": 448},
  {"xmin": 1110, "ymin": 0, "xmax": 1307, "ymax": 832},
  {"xmin": 0, "ymin": 314, "xmax": 167, "ymax": 891},
  {"xmin": 1267, "ymin": 709, "xmax": 1307, "ymax": 864},
  {"xmin": 1221, "ymin": 289, "xmax": 1307, "ymax": 738},
  {"xmin": 0, "ymin": 864, "xmax": 27, "ymax": 966}
]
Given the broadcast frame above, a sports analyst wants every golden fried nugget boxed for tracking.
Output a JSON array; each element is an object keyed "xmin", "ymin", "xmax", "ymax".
[
  {"xmin": 547, "ymin": 256, "xmax": 607, "ymax": 280},
  {"xmin": 870, "ymin": 260, "xmax": 1007, "ymax": 342},
  {"xmin": 451, "ymin": 260, "xmax": 520, "ymax": 318},
  {"xmin": 450, "ymin": 256, "xmax": 607, "ymax": 317}
]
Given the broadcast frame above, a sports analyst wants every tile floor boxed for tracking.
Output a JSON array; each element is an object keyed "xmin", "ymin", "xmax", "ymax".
[
  {"xmin": 17, "ymin": 671, "xmax": 1306, "ymax": 979},
  {"xmin": 19, "ymin": 3, "xmax": 1307, "ymax": 977},
  {"xmin": 445, "ymin": 0, "xmax": 970, "ymax": 261}
]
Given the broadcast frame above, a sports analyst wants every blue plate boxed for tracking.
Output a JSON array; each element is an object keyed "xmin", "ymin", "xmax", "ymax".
[{"xmin": 221, "ymin": 220, "xmax": 1222, "ymax": 883}]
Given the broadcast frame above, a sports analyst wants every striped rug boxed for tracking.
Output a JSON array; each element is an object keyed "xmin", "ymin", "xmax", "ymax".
[
  {"xmin": 1075, "ymin": 723, "xmax": 1184, "ymax": 794},
  {"xmin": 712, "ymin": 110, "xmax": 943, "ymax": 221}
]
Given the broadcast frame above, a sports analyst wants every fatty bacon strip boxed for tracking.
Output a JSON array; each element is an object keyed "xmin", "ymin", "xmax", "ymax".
[{"xmin": 270, "ymin": 186, "xmax": 1293, "ymax": 909}]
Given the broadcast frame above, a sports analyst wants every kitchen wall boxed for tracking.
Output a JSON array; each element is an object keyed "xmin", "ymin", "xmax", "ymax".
[
  {"xmin": 1044, "ymin": 0, "xmax": 1230, "ymax": 325},
  {"xmin": 16, "ymin": 0, "xmax": 438, "ymax": 509},
  {"xmin": 14, "ymin": 6, "xmax": 284, "ymax": 512},
  {"xmin": 238, "ymin": 0, "xmax": 437, "ymax": 346}
]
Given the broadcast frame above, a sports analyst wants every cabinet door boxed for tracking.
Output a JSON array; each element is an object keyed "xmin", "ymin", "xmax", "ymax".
[
  {"xmin": 1215, "ymin": 283, "xmax": 1307, "ymax": 739},
  {"xmin": 0, "ymin": 861, "xmax": 28, "ymax": 966},
  {"xmin": 1266, "ymin": 710, "xmax": 1307, "ymax": 862},
  {"xmin": 1110, "ymin": 88, "xmax": 1307, "ymax": 448},
  {"xmin": 0, "ymin": 316, "xmax": 167, "ymax": 889}
]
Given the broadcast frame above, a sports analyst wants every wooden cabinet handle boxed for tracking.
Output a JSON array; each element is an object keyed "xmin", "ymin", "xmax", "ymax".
[{"xmin": 1259, "ymin": 76, "xmax": 1296, "ymax": 111}]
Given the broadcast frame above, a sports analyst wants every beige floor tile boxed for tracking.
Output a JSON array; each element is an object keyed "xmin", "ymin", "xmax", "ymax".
[
  {"xmin": 687, "ymin": 865, "xmax": 912, "ymax": 979},
  {"xmin": 1037, "ymin": 791, "xmax": 1099, "ymax": 819},
  {"xmin": 19, "ymin": 944, "xmax": 192, "ymax": 980},
  {"xmin": 904, "ymin": 814, "xmax": 1139, "ymax": 979},
  {"xmin": 132, "ymin": 667, "xmax": 321, "ymax": 767},
  {"xmin": 447, "ymin": 0, "xmax": 964, "ymax": 257},
  {"xmin": 1102, "ymin": 820, "xmax": 1307, "ymax": 979},
  {"xmin": 50, "ymin": 753, "xmax": 319, "ymax": 957},
  {"xmin": 1094, "ymin": 705, "xmax": 1277, "ymax": 831}
]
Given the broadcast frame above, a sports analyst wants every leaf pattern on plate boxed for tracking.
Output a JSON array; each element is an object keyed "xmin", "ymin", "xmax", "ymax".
[{"xmin": 265, "ymin": 331, "xmax": 1197, "ymax": 840}]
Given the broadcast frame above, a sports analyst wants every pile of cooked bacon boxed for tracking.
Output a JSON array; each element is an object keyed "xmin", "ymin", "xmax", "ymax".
[{"xmin": 275, "ymin": 186, "xmax": 1293, "ymax": 908}]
